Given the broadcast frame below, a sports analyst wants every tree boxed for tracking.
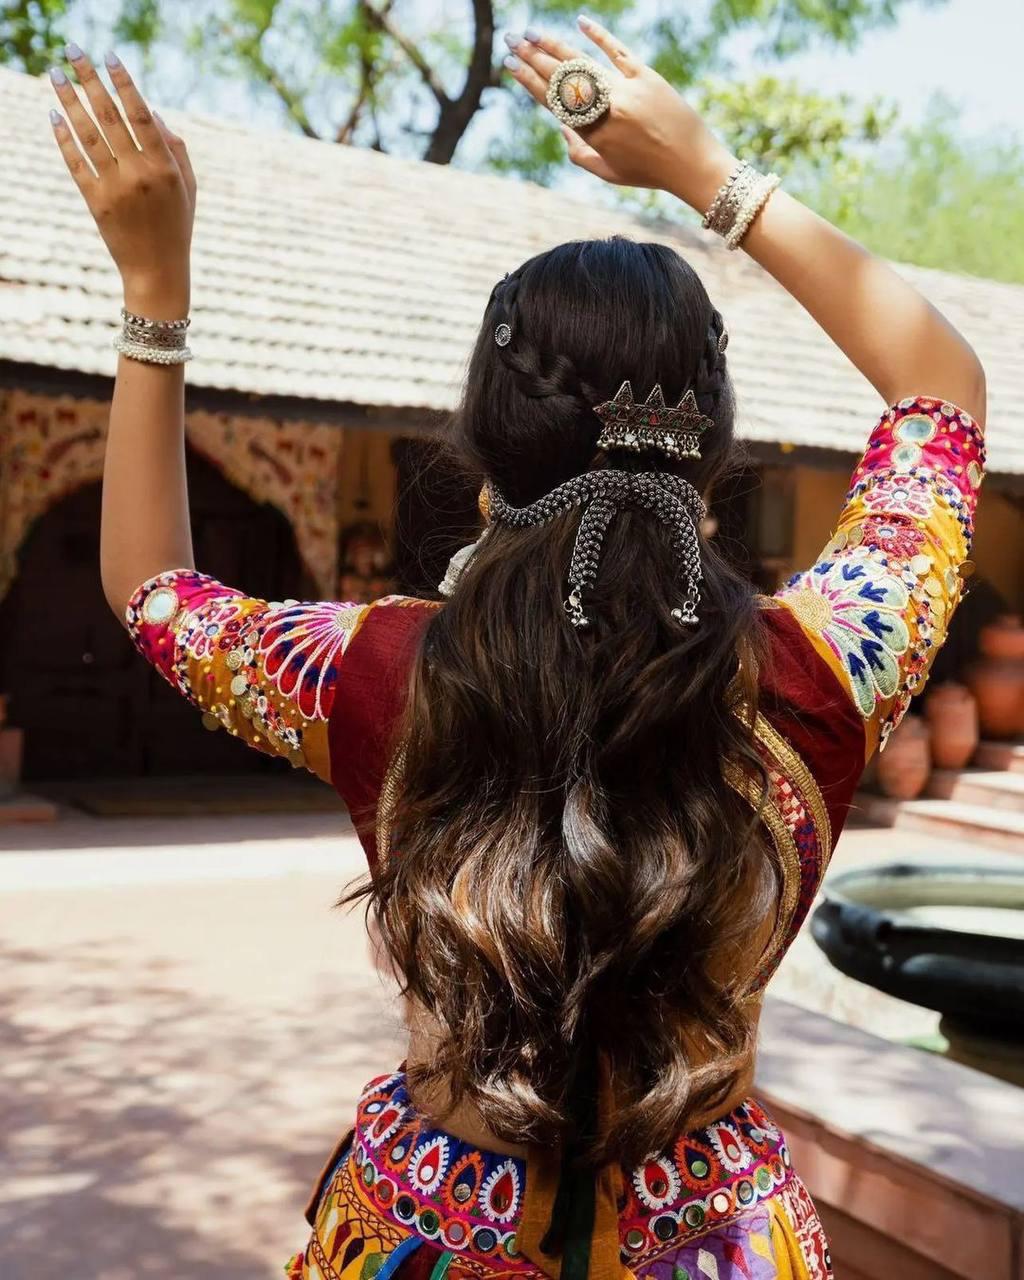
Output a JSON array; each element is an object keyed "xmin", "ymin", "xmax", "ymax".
[
  {"xmin": 802, "ymin": 100, "xmax": 1024, "ymax": 284},
  {"xmin": 1, "ymin": 0, "xmax": 71, "ymax": 73},
  {"xmin": 3, "ymin": 0, "xmax": 926, "ymax": 171}
]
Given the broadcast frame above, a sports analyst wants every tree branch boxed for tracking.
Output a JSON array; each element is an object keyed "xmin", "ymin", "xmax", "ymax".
[
  {"xmin": 246, "ymin": 44, "xmax": 319, "ymax": 138},
  {"xmin": 362, "ymin": 1, "xmax": 450, "ymax": 109},
  {"xmin": 336, "ymin": 64, "xmax": 371, "ymax": 143},
  {"xmin": 424, "ymin": 0, "xmax": 497, "ymax": 165}
]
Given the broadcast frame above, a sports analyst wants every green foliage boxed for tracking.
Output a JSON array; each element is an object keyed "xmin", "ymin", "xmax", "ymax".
[
  {"xmin": 802, "ymin": 100, "xmax": 1024, "ymax": 283},
  {"xmin": 698, "ymin": 76, "xmax": 893, "ymax": 178},
  {"xmin": 1, "ymin": 0, "xmax": 71, "ymax": 74},
  {"xmin": 696, "ymin": 75, "xmax": 895, "ymax": 222},
  {"xmin": 0, "ymin": 0, "xmax": 930, "ymax": 172}
]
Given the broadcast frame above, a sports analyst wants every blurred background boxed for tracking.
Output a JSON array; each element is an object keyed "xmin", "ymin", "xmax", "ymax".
[{"xmin": 0, "ymin": 2, "xmax": 1021, "ymax": 1278}]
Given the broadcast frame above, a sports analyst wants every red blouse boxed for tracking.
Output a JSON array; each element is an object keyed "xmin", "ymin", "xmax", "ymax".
[{"xmin": 126, "ymin": 396, "xmax": 984, "ymax": 989}]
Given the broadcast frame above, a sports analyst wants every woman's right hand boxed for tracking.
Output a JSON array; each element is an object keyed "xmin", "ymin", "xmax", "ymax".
[
  {"xmin": 504, "ymin": 17, "xmax": 736, "ymax": 213},
  {"xmin": 49, "ymin": 46, "xmax": 196, "ymax": 318}
]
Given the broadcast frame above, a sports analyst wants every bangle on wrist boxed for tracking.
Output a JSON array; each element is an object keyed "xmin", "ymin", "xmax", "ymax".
[
  {"xmin": 702, "ymin": 161, "xmax": 780, "ymax": 250},
  {"xmin": 113, "ymin": 307, "xmax": 193, "ymax": 365}
]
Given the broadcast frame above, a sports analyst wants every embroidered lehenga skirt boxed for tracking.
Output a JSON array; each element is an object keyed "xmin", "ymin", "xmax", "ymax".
[{"xmin": 286, "ymin": 1072, "xmax": 831, "ymax": 1280}]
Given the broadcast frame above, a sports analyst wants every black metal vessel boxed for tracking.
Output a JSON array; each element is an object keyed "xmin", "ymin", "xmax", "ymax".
[{"xmin": 811, "ymin": 863, "xmax": 1024, "ymax": 1079}]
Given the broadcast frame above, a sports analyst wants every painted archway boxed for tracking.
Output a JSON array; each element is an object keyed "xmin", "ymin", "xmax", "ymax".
[{"xmin": 0, "ymin": 388, "xmax": 343, "ymax": 605}]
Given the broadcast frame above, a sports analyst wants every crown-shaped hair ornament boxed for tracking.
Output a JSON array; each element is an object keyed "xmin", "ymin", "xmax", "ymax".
[{"xmin": 594, "ymin": 381, "xmax": 714, "ymax": 461}]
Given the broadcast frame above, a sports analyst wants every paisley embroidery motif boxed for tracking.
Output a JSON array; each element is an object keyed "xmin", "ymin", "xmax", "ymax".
[
  {"xmin": 478, "ymin": 1159, "xmax": 521, "ymax": 1223},
  {"xmin": 408, "ymin": 1135, "xmax": 451, "ymax": 1195},
  {"xmin": 780, "ymin": 555, "xmax": 911, "ymax": 717},
  {"xmin": 632, "ymin": 1155, "xmax": 683, "ymax": 1211}
]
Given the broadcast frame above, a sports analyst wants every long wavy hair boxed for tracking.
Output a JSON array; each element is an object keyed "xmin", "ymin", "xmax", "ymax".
[{"xmin": 349, "ymin": 238, "xmax": 776, "ymax": 1168}]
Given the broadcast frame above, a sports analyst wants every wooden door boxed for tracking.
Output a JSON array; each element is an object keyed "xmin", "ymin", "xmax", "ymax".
[{"xmin": 0, "ymin": 447, "xmax": 307, "ymax": 779}]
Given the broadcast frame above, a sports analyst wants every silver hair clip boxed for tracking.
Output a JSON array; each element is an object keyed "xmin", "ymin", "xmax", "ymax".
[
  {"xmin": 488, "ymin": 470, "xmax": 706, "ymax": 629},
  {"xmin": 718, "ymin": 329, "xmax": 729, "ymax": 355},
  {"xmin": 594, "ymin": 381, "xmax": 714, "ymax": 461},
  {"xmin": 495, "ymin": 322, "xmax": 512, "ymax": 347}
]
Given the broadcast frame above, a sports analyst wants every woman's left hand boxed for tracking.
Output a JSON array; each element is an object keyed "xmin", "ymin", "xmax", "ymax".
[
  {"xmin": 49, "ymin": 48, "xmax": 196, "ymax": 317},
  {"xmin": 503, "ymin": 17, "xmax": 734, "ymax": 213}
]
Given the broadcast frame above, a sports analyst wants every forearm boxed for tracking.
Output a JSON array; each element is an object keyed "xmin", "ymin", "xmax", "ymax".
[
  {"xmin": 101, "ymin": 279, "xmax": 194, "ymax": 618},
  {"xmin": 664, "ymin": 154, "xmax": 987, "ymax": 428}
]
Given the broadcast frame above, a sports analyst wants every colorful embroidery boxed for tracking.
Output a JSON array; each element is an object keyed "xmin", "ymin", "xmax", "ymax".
[
  {"xmin": 125, "ymin": 569, "xmax": 378, "ymax": 781},
  {"xmin": 292, "ymin": 1074, "xmax": 826, "ymax": 1280},
  {"xmin": 777, "ymin": 396, "xmax": 984, "ymax": 752},
  {"xmin": 781, "ymin": 555, "xmax": 911, "ymax": 718}
]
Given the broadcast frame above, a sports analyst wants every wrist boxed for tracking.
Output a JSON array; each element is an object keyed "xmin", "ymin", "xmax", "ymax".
[
  {"xmin": 121, "ymin": 271, "xmax": 191, "ymax": 321},
  {"xmin": 664, "ymin": 144, "xmax": 739, "ymax": 217}
]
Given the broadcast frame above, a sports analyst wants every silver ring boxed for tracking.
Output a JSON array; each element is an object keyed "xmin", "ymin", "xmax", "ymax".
[{"xmin": 546, "ymin": 58, "xmax": 611, "ymax": 129}]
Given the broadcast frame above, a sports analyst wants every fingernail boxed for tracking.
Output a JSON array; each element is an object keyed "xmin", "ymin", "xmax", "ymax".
[
  {"xmin": 65, "ymin": 41, "xmax": 85, "ymax": 61},
  {"xmin": 503, "ymin": 54, "xmax": 520, "ymax": 70},
  {"xmin": 578, "ymin": 13, "xmax": 592, "ymax": 27},
  {"xmin": 524, "ymin": 26, "xmax": 542, "ymax": 42},
  {"xmin": 104, "ymin": 50, "xmax": 122, "ymax": 69},
  {"xmin": 49, "ymin": 67, "xmax": 67, "ymax": 86},
  {"xmin": 503, "ymin": 32, "xmax": 522, "ymax": 49},
  {"xmin": 49, "ymin": 108, "xmax": 63, "ymax": 126}
]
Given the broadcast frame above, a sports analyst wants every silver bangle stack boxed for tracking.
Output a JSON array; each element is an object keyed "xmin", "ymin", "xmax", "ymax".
[
  {"xmin": 702, "ymin": 160, "xmax": 781, "ymax": 251},
  {"xmin": 113, "ymin": 308, "xmax": 193, "ymax": 365}
]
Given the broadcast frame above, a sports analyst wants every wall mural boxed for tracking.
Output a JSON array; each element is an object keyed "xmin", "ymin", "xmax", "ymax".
[{"xmin": 0, "ymin": 389, "xmax": 342, "ymax": 602}]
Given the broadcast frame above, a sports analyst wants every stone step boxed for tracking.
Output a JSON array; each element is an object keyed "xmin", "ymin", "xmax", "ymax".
[
  {"xmin": 927, "ymin": 768, "xmax": 1024, "ymax": 814},
  {"xmin": 854, "ymin": 790, "xmax": 1024, "ymax": 855},
  {"xmin": 0, "ymin": 792, "xmax": 58, "ymax": 824},
  {"xmin": 973, "ymin": 740, "xmax": 1024, "ymax": 774}
]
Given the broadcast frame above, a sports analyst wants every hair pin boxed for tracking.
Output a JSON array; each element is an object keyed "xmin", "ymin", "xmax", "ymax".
[
  {"xmin": 594, "ymin": 381, "xmax": 714, "ymax": 461},
  {"xmin": 495, "ymin": 322, "xmax": 512, "ymax": 347}
]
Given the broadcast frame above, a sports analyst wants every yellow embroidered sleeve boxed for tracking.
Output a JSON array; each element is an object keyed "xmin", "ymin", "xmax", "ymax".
[
  {"xmin": 125, "ymin": 569, "xmax": 372, "ymax": 783},
  {"xmin": 775, "ymin": 396, "xmax": 986, "ymax": 757}
]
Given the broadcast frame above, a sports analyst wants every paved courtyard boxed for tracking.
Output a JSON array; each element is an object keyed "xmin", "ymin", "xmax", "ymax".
[{"xmin": 0, "ymin": 805, "xmax": 1012, "ymax": 1279}]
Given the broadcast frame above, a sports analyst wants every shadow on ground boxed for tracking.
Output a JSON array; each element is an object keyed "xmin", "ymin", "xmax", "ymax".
[{"xmin": 0, "ymin": 933, "xmax": 402, "ymax": 1280}]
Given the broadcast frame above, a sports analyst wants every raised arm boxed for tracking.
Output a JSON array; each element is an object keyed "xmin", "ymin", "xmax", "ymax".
[
  {"xmin": 503, "ymin": 17, "xmax": 987, "ymax": 427},
  {"xmin": 49, "ymin": 47, "xmax": 197, "ymax": 618}
]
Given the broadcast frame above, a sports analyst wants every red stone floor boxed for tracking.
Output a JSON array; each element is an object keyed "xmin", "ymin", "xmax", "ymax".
[{"xmin": 0, "ymin": 806, "xmax": 1013, "ymax": 1279}]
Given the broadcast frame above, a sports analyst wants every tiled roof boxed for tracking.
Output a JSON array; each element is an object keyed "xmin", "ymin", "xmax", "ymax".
[{"xmin": 1, "ymin": 66, "xmax": 1020, "ymax": 473}]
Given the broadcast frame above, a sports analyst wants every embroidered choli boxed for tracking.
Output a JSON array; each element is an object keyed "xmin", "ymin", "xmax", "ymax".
[{"xmin": 126, "ymin": 396, "xmax": 984, "ymax": 984}]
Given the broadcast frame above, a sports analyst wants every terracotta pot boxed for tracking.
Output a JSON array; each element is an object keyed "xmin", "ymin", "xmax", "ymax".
[
  {"xmin": 979, "ymin": 615, "xmax": 1024, "ymax": 662},
  {"xmin": 967, "ymin": 616, "xmax": 1024, "ymax": 740},
  {"xmin": 876, "ymin": 715, "xmax": 931, "ymax": 800},
  {"xmin": 967, "ymin": 664, "xmax": 1024, "ymax": 740},
  {"xmin": 925, "ymin": 683, "xmax": 979, "ymax": 770}
]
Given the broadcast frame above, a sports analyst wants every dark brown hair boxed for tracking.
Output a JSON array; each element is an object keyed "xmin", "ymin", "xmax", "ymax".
[{"xmin": 350, "ymin": 238, "xmax": 775, "ymax": 1167}]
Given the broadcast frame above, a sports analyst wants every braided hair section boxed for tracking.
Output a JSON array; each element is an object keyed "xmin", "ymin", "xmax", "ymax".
[
  {"xmin": 693, "ymin": 308, "xmax": 731, "ymax": 422},
  {"xmin": 492, "ymin": 272, "xmax": 602, "ymax": 406}
]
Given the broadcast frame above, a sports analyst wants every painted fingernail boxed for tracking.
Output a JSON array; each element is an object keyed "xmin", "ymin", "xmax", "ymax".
[
  {"xmin": 578, "ymin": 13, "xmax": 592, "ymax": 27},
  {"xmin": 104, "ymin": 50, "xmax": 122, "ymax": 69},
  {"xmin": 49, "ymin": 67, "xmax": 67, "ymax": 86},
  {"xmin": 503, "ymin": 54, "xmax": 520, "ymax": 70},
  {"xmin": 503, "ymin": 32, "xmax": 522, "ymax": 49},
  {"xmin": 524, "ymin": 27, "xmax": 542, "ymax": 42},
  {"xmin": 49, "ymin": 108, "xmax": 63, "ymax": 126},
  {"xmin": 65, "ymin": 42, "xmax": 85, "ymax": 61}
]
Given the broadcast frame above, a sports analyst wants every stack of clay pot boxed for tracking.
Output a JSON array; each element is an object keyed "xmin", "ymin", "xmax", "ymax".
[
  {"xmin": 876, "ymin": 714, "xmax": 932, "ymax": 800},
  {"xmin": 876, "ymin": 682, "xmax": 982, "ymax": 801},
  {"xmin": 966, "ymin": 615, "xmax": 1024, "ymax": 740},
  {"xmin": 925, "ymin": 683, "xmax": 980, "ymax": 770}
]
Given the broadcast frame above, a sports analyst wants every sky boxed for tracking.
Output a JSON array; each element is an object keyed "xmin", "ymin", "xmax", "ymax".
[
  {"xmin": 67, "ymin": 0, "xmax": 1023, "ymax": 145},
  {"xmin": 753, "ymin": 0, "xmax": 1023, "ymax": 136}
]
